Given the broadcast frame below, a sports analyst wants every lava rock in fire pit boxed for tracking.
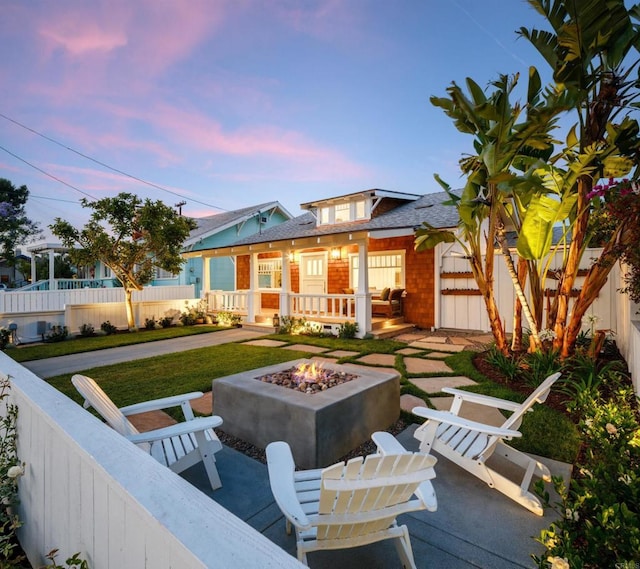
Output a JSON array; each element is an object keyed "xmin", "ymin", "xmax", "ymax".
[{"xmin": 256, "ymin": 361, "xmax": 358, "ymax": 393}]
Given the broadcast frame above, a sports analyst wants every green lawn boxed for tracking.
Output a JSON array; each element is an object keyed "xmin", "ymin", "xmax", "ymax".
[
  {"xmin": 41, "ymin": 332, "xmax": 579, "ymax": 463},
  {"xmin": 5, "ymin": 325, "xmax": 225, "ymax": 362}
]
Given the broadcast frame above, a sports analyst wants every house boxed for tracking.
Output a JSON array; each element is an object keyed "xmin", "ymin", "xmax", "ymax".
[
  {"xmin": 167, "ymin": 202, "xmax": 293, "ymax": 298},
  {"xmin": 184, "ymin": 189, "xmax": 459, "ymax": 337},
  {"xmin": 0, "ymin": 250, "xmax": 29, "ymax": 288}
]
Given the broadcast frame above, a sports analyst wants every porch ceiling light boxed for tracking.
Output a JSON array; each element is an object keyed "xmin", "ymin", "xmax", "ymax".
[{"xmin": 330, "ymin": 247, "xmax": 341, "ymax": 260}]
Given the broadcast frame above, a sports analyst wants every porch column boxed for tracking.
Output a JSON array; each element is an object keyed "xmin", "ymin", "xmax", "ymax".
[
  {"xmin": 48, "ymin": 249, "xmax": 56, "ymax": 290},
  {"xmin": 279, "ymin": 252, "xmax": 290, "ymax": 317},
  {"xmin": 247, "ymin": 252, "xmax": 260, "ymax": 324},
  {"xmin": 202, "ymin": 256, "xmax": 211, "ymax": 297},
  {"xmin": 355, "ymin": 241, "xmax": 370, "ymax": 338},
  {"xmin": 30, "ymin": 254, "xmax": 36, "ymax": 285}
]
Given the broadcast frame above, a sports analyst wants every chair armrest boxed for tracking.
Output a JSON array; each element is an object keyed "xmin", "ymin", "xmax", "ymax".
[
  {"xmin": 372, "ymin": 431, "xmax": 409, "ymax": 455},
  {"xmin": 126, "ymin": 416, "xmax": 223, "ymax": 444},
  {"xmin": 441, "ymin": 387, "xmax": 522, "ymax": 412},
  {"xmin": 266, "ymin": 442, "xmax": 311, "ymax": 530},
  {"xmin": 412, "ymin": 407, "xmax": 522, "ymax": 438},
  {"xmin": 120, "ymin": 392, "xmax": 205, "ymax": 415}
]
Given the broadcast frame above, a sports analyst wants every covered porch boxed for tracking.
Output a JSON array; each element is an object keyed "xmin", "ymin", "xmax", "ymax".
[{"xmin": 191, "ymin": 230, "xmax": 412, "ymax": 338}]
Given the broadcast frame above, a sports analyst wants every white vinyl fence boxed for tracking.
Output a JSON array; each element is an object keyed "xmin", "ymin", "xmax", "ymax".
[
  {"xmin": 437, "ymin": 245, "xmax": 621, "ymax": 334},
  {"xmin": 0, "ymin": 354, "xmax": 304, "ymax": 569},
  {"xmin": 0, "ymin": 286, "xmax": 195, "ymax": 343}
]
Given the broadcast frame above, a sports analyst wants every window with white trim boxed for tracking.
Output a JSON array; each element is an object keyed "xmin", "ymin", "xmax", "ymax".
[
  {"xmin": 350, "ymin": 251, "xmax": 404, "ymax": 291},
  {"xmin": 317, "ymin": 199, "xmax": 370, "ymax": 225},
  {"xmin": 102, "ymin": 264, "xmax": 112, "ymax": 279},
  {"xmin": 156, "ymin": 267, "xmax": 177, "ymax": 279},
  {"xmin": 258, "ymin": 258, "xmax": 282, "ymax": 289}
]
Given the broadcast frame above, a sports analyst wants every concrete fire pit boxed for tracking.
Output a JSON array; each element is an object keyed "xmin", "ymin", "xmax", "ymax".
[{"xmin": 212, "ymin": 359, "xmax": 400, "ymax": 469}]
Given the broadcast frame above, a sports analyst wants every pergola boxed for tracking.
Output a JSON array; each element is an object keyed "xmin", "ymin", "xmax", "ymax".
[{"xmin": 25, "ymin": 240, "xmax": 71, "ymax": 290}]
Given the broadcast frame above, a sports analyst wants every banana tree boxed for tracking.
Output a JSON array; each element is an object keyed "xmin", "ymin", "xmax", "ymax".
[
  {"xmin": 416, "ymin": 70, "xmax": 563, "ymax": 354},
  {"xmin": 518, "ymin": 0, "xmax": 640, "ymax": 356}
]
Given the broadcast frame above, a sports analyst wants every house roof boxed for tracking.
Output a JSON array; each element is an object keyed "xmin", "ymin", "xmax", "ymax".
[
  {"xmin": 300, "ymin": 188, "xmax": 422, "ymax": 209},
  {"xmin": 183, "ymin": 201, "xmax": 294, "ymax": 247},
  {"xmin": 230, "ymin": 191, "xmax": 459, "ymax": 247}
]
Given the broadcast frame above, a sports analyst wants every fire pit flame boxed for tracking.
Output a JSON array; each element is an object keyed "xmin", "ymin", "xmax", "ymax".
[{"xmin": 292, "ymin": 361, "xmax": 324, "ymax": 385}]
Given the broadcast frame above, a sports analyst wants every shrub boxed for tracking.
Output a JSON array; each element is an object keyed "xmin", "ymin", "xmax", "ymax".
[
  {"xmin": 533, "ymin": 379, "xmax": 640, "ymax": 567},
  {"xmin": 215, "ymin": 311, "xmax": 242, "ymax": 327},
  {"xmin": 143, "ymin": 317, "xmax": 157, "ymax": 330},
  {"xmin": 0, "ymin": 328, "xmax": 10, "ymax": 351},
  {"xmin": 100, "ymin": 321, "xmax": 118, "ymax": 335},
  {"xmin": 44, "ymin": 325, "xmax": 69, "ymax": 343},
  {"xmin": 485, "ymin": 344, "xmax": 520, "ymax": 380},
  {"xmin": 337, "ymin": 321, "xmax": 358, "ymax": 339},
  {"xmin": 78, "ymin": 323, "xmax": 95, "ymax": 337},
  {"xmin": 278, "ymin": 316, "xmax": 325, "ymax": 336},
  {"xmin": 158, "ymin": 316, "xmax": 174, "ymax": 328},
  {"xmin": 0, "ymin": 377, "xmax": 26, "ymax": 565}
]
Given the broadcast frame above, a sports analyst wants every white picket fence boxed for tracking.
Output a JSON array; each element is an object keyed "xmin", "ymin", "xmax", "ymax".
[{"xmin": 0, "ymin": 355, "xmax": 304, "ymax": 569}]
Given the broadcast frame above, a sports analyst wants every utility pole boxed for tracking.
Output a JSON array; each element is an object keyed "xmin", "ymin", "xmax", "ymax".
[{"xmin": 175, "ymin": 200, "xmax": 187, "ymax": 215}]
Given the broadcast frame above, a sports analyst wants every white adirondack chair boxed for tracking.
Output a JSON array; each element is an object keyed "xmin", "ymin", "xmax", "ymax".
[
  {"xmin": 71, "ymin": 374, "xmax": 224, "ymax": 490},
  {"xmin": 266, "ymin": 440, "xmax": 437, "ymax": 568},
  {"xmin": 408, "ymin": 372, "xmax": 562, "ymax": 516}
]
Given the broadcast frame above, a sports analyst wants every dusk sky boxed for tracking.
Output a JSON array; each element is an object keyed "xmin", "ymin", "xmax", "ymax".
[{"xmin": 1, "ymin": 1, "xmax": 550, "ymax": 241}]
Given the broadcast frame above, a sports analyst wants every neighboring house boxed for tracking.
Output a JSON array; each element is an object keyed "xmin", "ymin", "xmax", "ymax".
[
  {"xmin": 167, "ymin": 202, "xmax": 293, "ymax": 298},
  {"xmin": 185, "ymin": 189, "xmax": 460, "ymax": 337},
  {"xmin": 0, "ymin": 250, "xmax": 29, "ymax": 288}
]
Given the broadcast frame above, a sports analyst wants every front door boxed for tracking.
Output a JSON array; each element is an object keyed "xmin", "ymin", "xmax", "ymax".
[{"xmin": 300, "ymin": 252, "xmax": 327, "ymax": 312}]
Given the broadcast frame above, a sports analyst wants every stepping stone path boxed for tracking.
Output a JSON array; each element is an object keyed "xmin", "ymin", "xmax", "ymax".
[
  {"xmin": 404, "ymin": 357, "xmax": 453, "ymax": 374},
  {"xmin": 410, "ymin": 375, "xmax": 477, "ymax": 393},
  {"xmin": 324, "ymin": 350, "xmax": 360, "ymax": 358},
  {"xmin": 400, "ymin": 394, "xmax": 425, "ymax": 413},
  {"xmin": 355, "ymin": 353, "xmax": 396, "ymax": 366},
  {"xmin": 408, "ymin": 341, "xmax": 467, "ymax": 352},
  {"xmin": 396, "ymin": 348, "xmax": 424, "ymax": 355},
  {"xmin": 128, "ymin": 410, "xmax": 176, "ymax": 431},
  {"xmin": 282, "ymin": 344, "xmax": 328, "ymax": 353},
  {"xmin": 422, "ymin": 352, "xmax": 451, "ymax": 359}
]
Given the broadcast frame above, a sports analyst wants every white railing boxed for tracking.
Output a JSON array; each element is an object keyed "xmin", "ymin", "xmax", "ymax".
[
  {"xmin": 0, "ymin": 354, "xmax": 303, "ymax": 569},
  {"xmin": 205, "ymin": 290, "xmax": 249, "ymax": 314},
  {"xmin": 289, "ymin": 293, "xmax": 355, "ymax": 320},
  {"xmin": 16, "ymin": 279, "xmax": 110, "ymax": 291}
]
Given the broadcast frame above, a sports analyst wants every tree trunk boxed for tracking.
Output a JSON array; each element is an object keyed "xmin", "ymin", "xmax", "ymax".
[
  {"xmin": 552, "ymin": 176, "xmax": 590, "ymax": 352},
  {"xmin": 496, "ymin": 225, "xmax": 541, "ymax": 350},
  {"xmin": 124, "ymin": 287, "xmax": 137, "ymax": 331},
  {"xmin": 560, "ymin": 224, "xmax": 630, "ymax": 357},
  {"xmin": 511, "ymin": 257, "xmax": 528, "ymax": 352}
]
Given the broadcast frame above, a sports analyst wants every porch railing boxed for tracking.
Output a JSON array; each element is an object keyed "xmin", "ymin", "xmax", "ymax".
[
  {"xmin": 289, "ymin": 293, "xmax": 355, "ymax": 320},
  {"xmin": 205, "ymin": 290, "xmax": 248, "ymax": 314}
]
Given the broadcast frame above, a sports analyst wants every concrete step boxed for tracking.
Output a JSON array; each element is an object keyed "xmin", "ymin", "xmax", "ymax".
[
  {"xmin": 371, "ymin": 316, "xmax": 405, "ymax": 331},
  {"xmin": 371, "ymin": 323, "xmax": 416, "ymax": 340}
]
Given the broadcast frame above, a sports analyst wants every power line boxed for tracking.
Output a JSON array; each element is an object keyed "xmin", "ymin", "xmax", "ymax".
[
  {"xmin": 0, "ymin": 143, "xmax": 98, "ymax": 200},
  {"xmin": 0, "ymin": 112, "xmax": 227, "ymax": 211}
]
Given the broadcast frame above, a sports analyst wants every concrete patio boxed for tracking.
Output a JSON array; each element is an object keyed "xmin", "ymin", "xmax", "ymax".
[{"xmin": 182, "ymin": 424, "xmax": 570, "ymax": 569}]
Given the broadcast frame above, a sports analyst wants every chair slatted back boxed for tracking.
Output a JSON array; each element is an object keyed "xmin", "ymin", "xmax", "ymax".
[
  {"xmin": 501, "ymin": 372, "xmax": 561, "ymax": 432},
  {"xmin": 72, "ymin": 374, "xmax": 140, "ymax": 438},
  {"xmin": 316, "ymin": 453, "xmax": 435, "ymax": 540}
]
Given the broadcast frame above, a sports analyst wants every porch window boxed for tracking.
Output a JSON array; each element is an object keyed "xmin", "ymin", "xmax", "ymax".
[
  {"xmin": 102, "ymin": 264, "xmax": 112, "ymax": 279},
  {"xmin": 258, "ymin": 259, "xmax": 282, "ymax": 289},
  {"xmin": 350, "ymin": 251, "xmax": 404, "ymax": 291},
  {"xmin": 155, "ymin": 267, "xmax": 177, "ymax": 279}
]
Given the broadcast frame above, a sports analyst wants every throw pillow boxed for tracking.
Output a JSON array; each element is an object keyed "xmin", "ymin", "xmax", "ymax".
[{"xmin": 380, "ymin": 287, "xmax": 390, "ymax": 301}]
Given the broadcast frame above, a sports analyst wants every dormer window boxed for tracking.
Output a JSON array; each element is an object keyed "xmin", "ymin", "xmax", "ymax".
[{"xmin": 317, "ymin": 199, "xmax": 369, "ymax": 225}]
